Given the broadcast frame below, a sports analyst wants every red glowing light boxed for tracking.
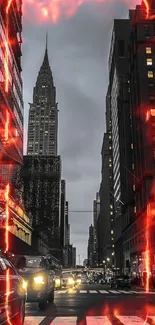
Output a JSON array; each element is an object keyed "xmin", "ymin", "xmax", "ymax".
[
  {"xmin": 143, "ymin": 0, "xmax": 150, "ymax": 18},
  {"xmin": 145, "ymin": 204, "xmax": 151, "ymax": 292},
  {"xmin": 4, "ymin": 184, "xmax": 10, "ymax": 253},
  {"xmin": 4, "ymin": 111, "xmax": 9, "ymax": 142},
  {"xmin": 6, "ymin": 269, "xmax": 12, "ymax": 325},
  {"xmin": 4, "ymin": 0, "xmax": 13, "ymax": 93}
]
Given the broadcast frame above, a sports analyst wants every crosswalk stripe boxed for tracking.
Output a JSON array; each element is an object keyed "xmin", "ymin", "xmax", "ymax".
[
  {"xmin": 57, "ymin": 290, "xmax": 67, "ymax": 294},
  {"xmin": 89, "ymin": 290, "xmax": 97, "ymax": 293},
  {"xmin": 24, "ymin": 316, "xmax": 45, "ymax": 325},
  {"xmin": 67, "ymin": 290, "xmax": 77, "ymax": 293},
  {"xmin": 24, "ymin": 316, "xmax": 155, "ymax": 325},
  {"xmin": 99, "ymin": 290, "xmax": 109, "ymax": 294},
  {"xmin": 116, "ymin": 316, "xmax": 150, "ymax": 325},
  {"xmin": 119, "ymin": 291, "xmax": 132, "ymax": 294},
  {"xmin": 80, "ymin": 290, "xmax": 87, "ymax": 293},
  {"xmin": 86, "ymin": 316, "xmax": 112, "ymax": 325},
  {"xmin": 109, "ymin": 290, "xmax": 121, "ymax": 294},
  {"xmin": 52, "ymin": 317, "xmax": 77, "ymax": 324}
]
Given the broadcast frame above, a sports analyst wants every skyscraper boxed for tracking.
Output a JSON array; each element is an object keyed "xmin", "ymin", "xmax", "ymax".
[
  {"xmin": 23, "ymin": 38, "xmax": 61, "ymax": 257},
  {"xmin": 27, "ymin": 37, "xmax": 58, "ymax": 156}
]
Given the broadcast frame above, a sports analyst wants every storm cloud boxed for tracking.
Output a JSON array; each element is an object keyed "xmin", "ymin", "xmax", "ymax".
[{"xmin": 23, "ymin": 0, "xmax": 134, "ymax": 262}]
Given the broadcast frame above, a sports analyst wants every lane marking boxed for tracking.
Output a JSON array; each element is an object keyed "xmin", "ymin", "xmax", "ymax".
[
  {"xmin": 99, "ymin": 290, "xmax": 109, "ymax": 294},
  {"xmin": 56, "ymin": 290, "xmax": 67, "ymax": 294},
  {"xmin": 116, "ymin": 316, "xmax": 150, "ymax": 325},
  {"xmin": 67, "ymin": 290, "xmax": 77, "ymax": 294},
  {"xmin": 24, "ymin": 317, "xmax": 45, "ymax": 325},
  {"xmin": 109, "ymin": 290, "xmax": 121, "ymax": 294},
  {"xmin": 52, "ymin": 317, "xmax": 77, "ymax": 324},
  {"xmin": 80, "ymin": 290, "xmax": 87, "ymax": 293},
  {"xmin": 89, "ymin": 290, "xmax": 97, "ymax": 293},
  {"xmin": 86, "ymin": 316, "xmax": 112, "ymax": 325}
]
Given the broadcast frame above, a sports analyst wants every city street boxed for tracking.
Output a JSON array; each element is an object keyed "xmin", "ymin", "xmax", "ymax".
[{"xmin": 25, "ymin": 284, "xmax": 155, "ymax": 324}]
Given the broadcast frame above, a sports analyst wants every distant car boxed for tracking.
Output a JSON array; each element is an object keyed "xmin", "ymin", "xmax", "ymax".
[
  {"xmin": 0, "ymin": 253, "xmax": 26, "ymax": 325},
  {"xmin": 12, "ymin": 255, "xmax": 55, "ymax": 310},
  {"xmin": 75, "ymin": 275, "xmax": 82, "ymax": 285},
  {"xmin": 110, "ymin": 275, "xmax": 131, "ymax": 289},
  {"xmin": 61, "ymin": 272, "xmax": 75, "ymax": 288}
]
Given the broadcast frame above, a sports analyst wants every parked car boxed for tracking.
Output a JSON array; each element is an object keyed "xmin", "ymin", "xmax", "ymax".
[
  {"xmin": 110, "ymin": 274, "xmax": 131, "ymax": 289},
  {"xmin": 0, "ymin": 253, "xmax": 26, "ymax": 325},
  {"xmin": 12, "ymin": 255, "xmax": 55, "ymax": 310}
]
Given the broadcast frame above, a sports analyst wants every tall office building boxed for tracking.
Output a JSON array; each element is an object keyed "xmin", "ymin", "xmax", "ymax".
[
  {"xmin": 27, "ymin": 38, "xmax": 58, "ymax": 156},
  {"xmin": 0, "ymin": 1, "xmax": 32, "ymax": 253},
  {"xmin": 87, "ymin": 224, "xmax": 94, "ymax": 267},
  {"xmin": 127, "ymin": 1, "xmax": 155, "ymax": 273},
  {"xmin": 108, "ymin": 19, "xmax": 134, "ymax": 271},
  {"xmin": 97, "ymin": 87, "xmax": 114, "ymax": 265},
  {"xmin": 93, "ymin": 193, "xmax": 100, "ymax": 264}
]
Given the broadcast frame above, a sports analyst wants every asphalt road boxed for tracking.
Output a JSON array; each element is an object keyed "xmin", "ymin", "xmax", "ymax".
[{"xmin": 25, "ymin": 284, "xmax": 155, "ymax": 325}]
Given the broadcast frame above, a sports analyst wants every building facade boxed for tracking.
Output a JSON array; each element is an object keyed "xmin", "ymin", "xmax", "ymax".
[
  {"xmin": 0, "ymin": 0, "xmax": 32, "ymax": 253},
  {"xmin": 93, "ymin": 192, "xmax": 100, "ymax": 264}
]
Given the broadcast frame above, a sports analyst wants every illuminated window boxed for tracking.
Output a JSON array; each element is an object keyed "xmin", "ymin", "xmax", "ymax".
[
  {"xmin": 134, "ymin": 206, "xmax": 136, "ymax": 213},
  {"xmin": 112, "ymin": 244, "xmax": 115, "ymax": 248},
  {"xmin": 109, "ymin": 158, "xmax": 112, "ymax": 162},
  {"xmin": 111, "ymin": 230, "xmax": 114, "ymax": 234},
  {"xmin": 111, "ymin": 219, "xmax": 113, "ymax": 222},
  {"xmin": 146, "ymin": 47, "xmax": 152, "ymax": 54},
  {"xmin": 132, "ymin": 163, "xmax": 134, "ymax": 170},
  {"xmin": 110, "ymin": 211, "xmax": 113, "ymax": 215},
  {"xmin": 109, "ymin": 164, "xmax": 112, "ymax": 167},
  {"xmin": 112, "ymin": 252, "xmax": 115, "ymax": 256},
  {"xmin": 148, "ymin": 71, "xmax": 153, "ymax": 78},
  {"xmin": 109, "ymin": 135, "xmax": 112, "ymax": 139},
  {"xmin": 110, "ymin": 205, "xmax": 113, "ymax": 209},
  {"xmin": 133, "ymin": 184, "xmax": 135, "ymax": 191},
  {"xmin": 147, "ymin": 58, "xmax": 152, "ymax": 65},
  {"xmin": 109, "ymin": 146, "xmax": 112, "ymax": 150},
  {"xmin": 111, "ymin": 237, "xmax": 114, "ymax": 241},
  {"xmin": 131, "ymin": 143, "xmax": 133, "ymax": 149}
]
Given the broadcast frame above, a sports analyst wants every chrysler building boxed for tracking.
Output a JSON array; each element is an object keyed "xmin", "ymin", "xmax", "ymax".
[{"xmin": 27, "ymin": 38, "xmax": 58, "ymax": 156}]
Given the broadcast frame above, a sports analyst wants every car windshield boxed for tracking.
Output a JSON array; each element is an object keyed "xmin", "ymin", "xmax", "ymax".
[
  {"xmin": 15, "ymin": 256, "xmax": 43, "ymax": 268},
  {"xmin": 62, "ymin": 273, "xmax": 73, "ymax": 278}
]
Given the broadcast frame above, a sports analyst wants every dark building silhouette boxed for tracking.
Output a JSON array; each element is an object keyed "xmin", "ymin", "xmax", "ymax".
[
  {"xmin": 87, "ymin": 224, "xmax": 94, "ymax": 266},
  {"xmin": 22, "ymin": 155, "xmax": 61, "ymax": 257}
]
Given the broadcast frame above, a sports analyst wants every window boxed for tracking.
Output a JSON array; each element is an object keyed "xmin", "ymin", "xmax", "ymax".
[
  {"xmin": 148, "ymin": 71, "xmax": 153, "ymax": 78},
  {"xmin": 132, "ymin": 163, "xmax": 134, "ymax": 170},
  {"xmin": 131, "ymin": 143, "xmax": 133, "ymax": 149},
  {"xmin": 112, "ymin": 244, "xmax": 115, "ymax": 248},
  {"xmin": 150, "ymin": 96, "xmax": 155, "ymax": 103},
  {"xmin": 109, "ymin": 164, "xmax": 112, "ymax": 168},
  {"xmin": 109, "ymin": 146, "xmax": 112, "ymax": 150},
  {"xmin": 146, "ymin": 47, "xmax": 152, "ymax": 54},
  {"xmin": 111, "ymin": 230, "xmax": 114, "ymax": 234},
  {"xmin": 118, "ymin": 40, "xmax": 124, "ymax": 57},
  {"xmin": 147, "ymin": 58, "xmax": 152, "ymax": 65},
  {"xmin": 133, "ymin": 184, "xmax": 135, "ymax": 191}
]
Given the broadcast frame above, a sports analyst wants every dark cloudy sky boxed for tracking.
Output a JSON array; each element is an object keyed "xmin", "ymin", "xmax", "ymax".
[{"xmin": 23, "ymin": 0, "xmax": 139, "ymax": 263}]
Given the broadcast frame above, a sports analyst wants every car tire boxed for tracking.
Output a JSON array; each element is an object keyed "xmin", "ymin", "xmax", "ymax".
[
  {"xmin": 48, "ymin": 289, "xmax": 54, "ymax": 303},
  {"xmin": 38, "ymin": 300, "xmax": 47, "ymax": 310}
]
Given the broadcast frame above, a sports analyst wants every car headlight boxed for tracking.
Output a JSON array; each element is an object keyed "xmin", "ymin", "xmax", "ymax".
[
  {"xmin": 33, "ymin": 276, "xmax": 45, "ymax": 284},
  {"xmin": 22, "ymin": 280, "xmax": 27, "ymax": 290},
  {"xmin": 68, "ymin": 278, "xmax": 74, "ymax": 285}
]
